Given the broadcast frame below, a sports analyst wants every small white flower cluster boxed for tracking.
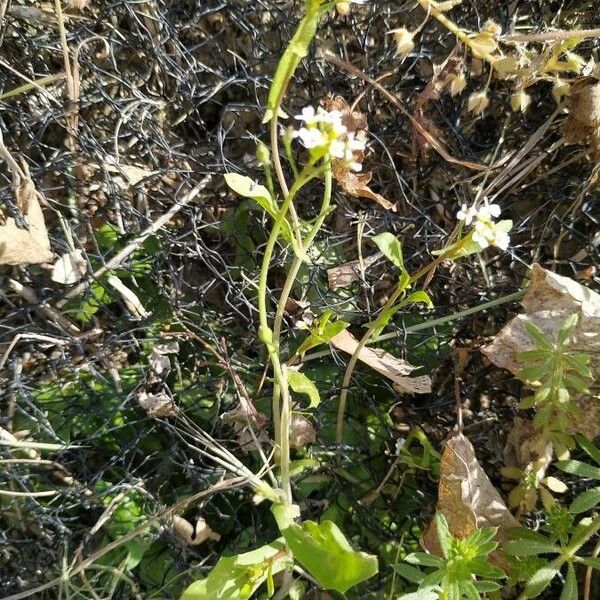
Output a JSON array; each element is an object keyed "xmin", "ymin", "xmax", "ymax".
[
  {"xmin": 293, "ymin": 106, "xmax": 365, "ymax": 171},
  {"xmin": 457, "ymin": 201, "xmax": 510, "ymax": 250}
]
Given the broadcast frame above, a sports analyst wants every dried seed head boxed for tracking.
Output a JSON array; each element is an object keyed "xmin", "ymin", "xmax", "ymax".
[
  {"xmin": 389, "ymin": 27, "xmax": 415, "ymax": 58},
  {"xmin": 510, "ymin": 89, "xmax": 532, "ymax": 113},
  {"xmin": 336, "ymin": 2, "xmax": 351, "ymax": 16},
  {"xmin": 553, "ymin": 80, "xmax": 571, "ymax": 104},
  {"xmin": 448, "ymin": 72, "xmax": 467, "ymax": 97},
  {"xmin": 467, "ymin": 90, "xmax": 489, "ymax": 115},
  {"xmin": 68, "ymin": 0, "xmax": 90, "ymax": 9}
]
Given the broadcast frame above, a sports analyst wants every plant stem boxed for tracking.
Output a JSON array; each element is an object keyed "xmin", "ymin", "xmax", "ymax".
[
  {"xmin": 280, "ymin": 364, "xmax": 292, "ymax": 503},
  {"xmin": 335, "ymin": 254, "xmax": 447, "ymax": 443},
  {"xmin": 258, "ymin": 164, "xmax": 319, "ymax": 495},
  {"xmin": 271, "ymin": 162, "xmax": 332, "ymax": 444},
  {"xmin": 416, "ymin": 0, "xmax": 497, "ymax": 64}
]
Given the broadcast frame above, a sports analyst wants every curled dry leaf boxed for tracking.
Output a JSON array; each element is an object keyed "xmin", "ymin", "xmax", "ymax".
[
  {"xmin": 0, "ymin": 185, "xmax": 52, "ymax": 265},
  {"xmin": 322, "ymin": 96, "xmax": 396, "ymax": 211},
  {"xmin": 289, "ymin": 414, "xmax": 316, "ymax": 449},
  {"xmin": 330, "ymin": 329, "xmax": 431, "ymax": 394},
  {"xmin": 138, "ymin": 391, "xmax": 179, "ymax": 418},
  {"xmin": 172, "ymin": 515, "xmax": 221, "ymax": 545},
  {"xmin": 422, "ymin": 433, "xmax": 518, "ymax": 564},
  {"xmin": 482, "ymin": 263, "xmax": 600, "ymax": 439},
  {"xmin": 221, "ymin": 397, "xmax": 269, "ymax": 452},
  {"xmin": 148, "ymin": 342, "xmax": 178, "ymax": 378},
  {"xmin": 51, "ymin": 250, "xmax": 87, "ymax": 284},
  {"xmin": 107, "ymin": 275, "xmax": 150, "ymax": 320},
  {"xmin": 326, "ymin": 251, "xmax": 382, "ymax": 290}
]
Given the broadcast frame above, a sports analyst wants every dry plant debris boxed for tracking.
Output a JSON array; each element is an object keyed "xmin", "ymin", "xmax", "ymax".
[
  {"xmin": 330, "ymin": 329, "xmax": 431, "ymax": 394},
  {"xmin": 483, "ymin": 264, "xmax": 600, "ymax": 439},
  {"xmin": 0, "ymin": 190, "xmax": 52, "ymax": 266},
  {"xmin": 421, "ymin": 433, "xmax": 518, "ymax": 560}
]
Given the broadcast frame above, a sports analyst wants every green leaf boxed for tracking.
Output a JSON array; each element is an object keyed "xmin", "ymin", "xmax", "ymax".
[
  {"xmin": 295, "ymin": 316, "xmax": 349, "ymax": 356},
  {"xmin": 473, "ymin": 580, "xmax": 502, "ymax": 592},
  {"xmin": 461, "ymin": 581, "xmax": 481, "ymax": 600},
  {"xmin": 275, "ymin": 518, "xmax": 378, "ymax": 593},
  {"xmin": 435, "ymin": 513, "xmax": 452, "ymax": 559},
  {"xmin": 287, "ymin": 369, "xmax": 321, "ymax": 409},
  {"xmin": 525, "ymin": 563, "xmax": 561, "ymax": 597},
  {"xmin": 575, "ymin": 435, "xmax": 600, "ymax": 466},
  {"xmin": 504, "ymin": 539, "xmax": 561, "ymax": 557},
  {"xmin": 557, "ymin": 314, "xmax": 579, "ymax": 345},
  {"xmin": 570, "ymin": 487, "xmax": 600, "ymax": 514},
  {"xmin": 524, "ymin": 321, "xmax": 554, "ymax": 350},
  {"xmin": 223, "ymin": 173, "xmax": 292, "ymax": 242},
  {"xmin": 224, "ymin": 173, "xmax": 274, "ymax": 214},
  {"xmin": 580, "ymin": 557, "xmax": 600, "ymax": 570},
  {"xmin": 556, "ymin": 459, "xmax": 600, "ymax": 480},
  {"xmin": 372, "ymin": 232, "xmax": 405, "ymax": 271},
  {"xmin": 392, "ymin": 562, "xmax": 425, "ymax": 584},
  {"xmin": 180, "ymin": 540, "xmax": 290, "ymax": 600},
  {"xmin": 560, "ymin": 562, "xmax": 578, "ymax": 600},
  {"xmin": 396, "ymin": 589, "xmax": 439, "ymax": 600},
  {"xmin": 401, "ymin": 290, "xmax": 434, "ymax": 309},
  {"xmin": 405, "ymin": 552, "xmax": 444, "ymax": 568}
]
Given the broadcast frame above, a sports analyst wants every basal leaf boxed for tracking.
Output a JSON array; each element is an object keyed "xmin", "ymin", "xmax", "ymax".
[
  {"xmin": 273, "ymin": 508, "xmax": 378, "ymax": 593},
  {"xmin": 180, "ymin": 540, "xmax": 290, "ymax": 600}
]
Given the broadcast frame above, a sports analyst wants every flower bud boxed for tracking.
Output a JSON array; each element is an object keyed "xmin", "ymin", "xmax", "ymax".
[{"xmin": 256, "ymin": 141, "xmax": 270, "ymax": 167}]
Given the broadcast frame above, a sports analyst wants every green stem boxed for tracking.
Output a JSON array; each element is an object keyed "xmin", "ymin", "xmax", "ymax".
[
  {"xmin": 271, "ymin": 162, "xmax": 332, "ymax": 444},
  {"xmin": 335, "ymin": 253, "xmax": 448, "ymax": 443},
  {"xmin": 258, "ymin": 164, "xmax": 320, "ymax": 495}
]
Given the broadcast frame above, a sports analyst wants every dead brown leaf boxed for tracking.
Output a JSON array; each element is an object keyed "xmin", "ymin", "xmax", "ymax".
[
  {"xmin": 561, "ymin": 75, "xmax": 600, "ymax": 160},
  {"xmin": 330, "ymin": 329, "xmax": 431, "ymax": 394},
  {"xmin": 322, "ymin": 96, "xmax": 396, "ymax": 211},
  {"xmin": 326, "ymin": 251, "xmax": 382, "ymax": 289},
  {"xmin": 221, "ymin": 397, "xmax": 269, "ymax": 452},
  {"xmin": 422, "ymin": 433, "xmax": 518, "ymax": 560},
  {"xmin": 172, "ymin": 515, "xmax": 221, "ymax": 545},
  {"xmin": 138, "ymin": 391, "xmax": 179, "ymax": 418},
  {"xmin": 51, "ymin": 250, "xmax": 87, "ymax": 284},
  {"xmin": 0, "ymin": 185, "xmax": 52, "ymax": 265},
  {"xmin": 482, "ymin": 263, "xmax": 600, "ymax": 438},
  {"xmin": 289, "ymin": 414, "xmax": 316, "ymax": 448}
]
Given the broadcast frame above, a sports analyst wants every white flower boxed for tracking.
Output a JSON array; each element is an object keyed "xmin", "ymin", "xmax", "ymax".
[
  {"xmin": 457, "ymin": 203, "xmax": 477, "ymax": 225},
  {"xmin": 459, "ymin": 201, "xmax": 508, "ymax": 250},
  {"xmin": 295, "ymin": 106, "xmax": 319, "ymax": 125},
  {"xmin": 291, "ymin": 105, "xmax": 365, "ymax": 171},
  {"xmin": 294, "ymin": 126, "xmax": 326, "ymax": 149},
  {"xmin": 477, "ymin": 202, "xmax": 501, "ymax": 220}
]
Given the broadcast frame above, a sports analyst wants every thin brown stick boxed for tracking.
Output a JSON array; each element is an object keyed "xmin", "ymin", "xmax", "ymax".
[
  {"xmin": 321, "ymin": 50, "xmax": 486, "ymax": 172},
  {"xmin": 56, "ymin": 174, "xmax": 213, "ymax": 308}
]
